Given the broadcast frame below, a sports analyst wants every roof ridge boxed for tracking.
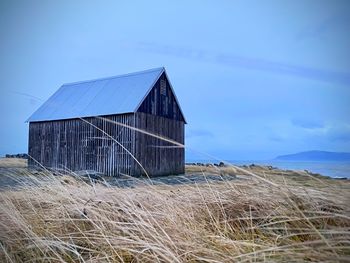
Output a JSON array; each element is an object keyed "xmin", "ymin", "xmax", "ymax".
[{"xmin": 62, "ymin": 67, "xmax": 165, "ymax": 87}]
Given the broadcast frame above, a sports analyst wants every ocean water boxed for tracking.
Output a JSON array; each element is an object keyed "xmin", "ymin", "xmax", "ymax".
[
  {"xmin": 233, "ymin": 160, "xmax": 350, "ymax": 179},
  {"xmin": 187, "ymin": 160, "xmax": 350, "ymax": 179}
]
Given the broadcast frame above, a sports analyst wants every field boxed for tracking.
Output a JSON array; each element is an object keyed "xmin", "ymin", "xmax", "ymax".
[{"xmin": 0, "ymin": 158, "xmax": 349, "ymax": 262}]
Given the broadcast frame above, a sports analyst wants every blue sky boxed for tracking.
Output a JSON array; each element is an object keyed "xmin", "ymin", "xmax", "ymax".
[{"xmin": 0, "ymin": 0, "xmax": 349, "ymax": 160}]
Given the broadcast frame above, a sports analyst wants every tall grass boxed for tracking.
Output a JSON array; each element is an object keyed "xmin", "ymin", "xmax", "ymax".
[
  {"xmin": 1, "ymin": 117, "xmax": 349, "ymax": 261},
  {"xmin": 0, "ymin": 166, "xmax": 349, "ymax": 262}
]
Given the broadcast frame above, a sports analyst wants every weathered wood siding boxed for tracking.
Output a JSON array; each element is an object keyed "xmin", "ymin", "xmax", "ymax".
[
  {"xmin": 137, "ymin": 72, "xmax": 185, "ymax": 122},
  {"xmin": 133, "ymin": 72, "xmax": 185, "ymax": 176},
  {"xmin": 28, "ymin": 114, "xmax": 136, "ymax": 176},
  {"xmin": 133, "ymin": 112, "xmax": 185, "ymax": 176},
  {"xmin": 28, "ymin": 112, "xmax": 185, "ymax": 177}
]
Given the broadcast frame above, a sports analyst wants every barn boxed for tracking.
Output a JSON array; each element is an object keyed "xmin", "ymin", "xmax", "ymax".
[{"xmin": 27, "ymin": 67, "xmax": 186, "ymax": 177}]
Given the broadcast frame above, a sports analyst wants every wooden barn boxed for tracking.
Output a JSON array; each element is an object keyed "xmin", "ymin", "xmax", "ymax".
[{"xmin": 27, "ymin": 67, "xmax": 186, "ymax": 177}]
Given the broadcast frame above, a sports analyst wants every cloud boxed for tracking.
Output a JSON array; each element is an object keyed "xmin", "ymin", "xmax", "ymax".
[
  {"xmin": 268, "ymin": 134, "xmax": 286, "ymax": 142},
  {"xmin": 296, "ymin": 12, "xmax": 350, "ymax": 41},
  {"xmin": 326, "ymin": 124, "xmax": 350, "ymax": 142},
  {"xmin": 186, "ymin": 129, "xmax": 214, "ymax": 139},
  {"xmin": 133, "ymin": 42, "xmax": 350, "ymax": 86},
  {"xmin": 291, "ymin": 119, "xmax": 325, "ymax": 129}
]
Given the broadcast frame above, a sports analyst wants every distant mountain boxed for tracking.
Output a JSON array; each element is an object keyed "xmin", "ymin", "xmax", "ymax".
[{"xmin": 275, "ymin": 151, "xmax": 350, "ymax": 161}]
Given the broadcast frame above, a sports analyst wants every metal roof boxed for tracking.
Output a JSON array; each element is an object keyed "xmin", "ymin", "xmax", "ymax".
[{"xmin": 27, "ymin": 67, "xmax": 171, "ymax": 122}]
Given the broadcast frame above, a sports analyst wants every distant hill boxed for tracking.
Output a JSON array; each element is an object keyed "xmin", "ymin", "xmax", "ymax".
[{"xmin": 275, "ymin": 151, "xmax": 350, "ymax": 161}]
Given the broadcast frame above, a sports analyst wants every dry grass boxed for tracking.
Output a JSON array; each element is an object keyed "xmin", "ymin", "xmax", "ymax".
[
  {"xmin": 0, "ymin": 165, "xmax": 349, "ymax": 262},
  {"xmin": 0, "ymin": 158, "xmax": 27, "ymax": 168}
]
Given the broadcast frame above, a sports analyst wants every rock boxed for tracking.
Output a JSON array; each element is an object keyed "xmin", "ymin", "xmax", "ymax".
[
  {"xmin": 4, "ymin": 153, "xmax": 28, "ymax": 159},
  {"xmin": 218, "ymin": 162, "xmax": 225, "ymax": 167}
]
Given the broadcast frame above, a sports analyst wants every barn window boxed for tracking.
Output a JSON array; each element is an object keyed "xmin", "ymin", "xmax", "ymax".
[{"xmin": 160, "ymin": 79, "xmax": 166, "ymax": 95}]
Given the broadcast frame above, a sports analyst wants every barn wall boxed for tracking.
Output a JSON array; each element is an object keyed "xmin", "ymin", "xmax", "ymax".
[
  {"xmin": 133, "ymin": 112, "xmax": 185, "ymax": 176},
  {"xmin": 137, "ymin": 72, "xmax": 185, "ymax": 122},
  {"xmin": 28, "ymin": 114, "xmax": 136, "ymax": 176}
]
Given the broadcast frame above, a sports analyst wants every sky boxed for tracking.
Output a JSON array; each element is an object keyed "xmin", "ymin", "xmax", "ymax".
[{"xmin": 0, "ymin": 0, "xmax": 350, "ymax": 161}]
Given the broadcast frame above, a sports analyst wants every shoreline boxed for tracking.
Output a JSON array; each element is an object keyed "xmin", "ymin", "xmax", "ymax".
[{"xmin": 186, "ymin": 160, "xmax": 350, "ymax": 180}]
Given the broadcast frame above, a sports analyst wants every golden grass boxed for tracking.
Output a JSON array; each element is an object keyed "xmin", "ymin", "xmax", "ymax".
[
  {"xmin": 0, "ymin": 166, "xmax": 349, "ymax": 262},
  {"xmin": 0, "ymin": 158, "xmax": 27, "ymax": 168}
]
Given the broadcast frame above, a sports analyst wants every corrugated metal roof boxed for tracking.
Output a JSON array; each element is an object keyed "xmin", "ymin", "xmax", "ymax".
[{"xmin": 27, "ymin": 67, "xmax": 165, "ymax": 122}]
